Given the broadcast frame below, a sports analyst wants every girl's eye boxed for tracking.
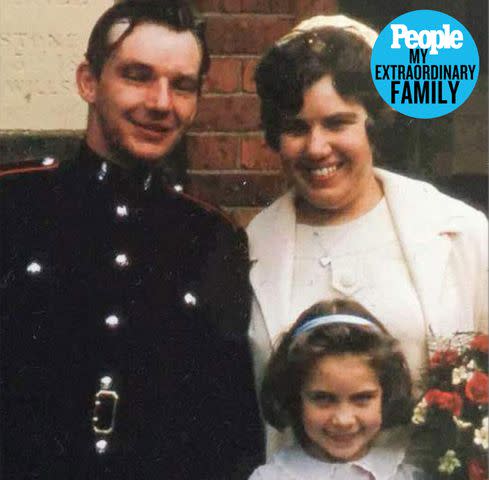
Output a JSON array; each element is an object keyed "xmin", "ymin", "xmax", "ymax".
[
  {"xmin": 352, "ymin": 393, "xmax": 377, "ymax": 405},
  {"xmin": 304, "ymin": 391, "xmax": 336, "ymax": 405}
]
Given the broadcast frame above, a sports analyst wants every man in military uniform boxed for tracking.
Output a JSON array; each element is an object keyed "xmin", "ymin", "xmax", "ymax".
[{"xmin": 0, "ymin": 1, "xmax": 263, "ymax": 478}]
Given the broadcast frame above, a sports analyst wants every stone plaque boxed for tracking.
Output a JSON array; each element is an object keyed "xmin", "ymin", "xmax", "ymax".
[{"xmin": 0, "ymin": 0, "xmax": 112, "ymax": 130}]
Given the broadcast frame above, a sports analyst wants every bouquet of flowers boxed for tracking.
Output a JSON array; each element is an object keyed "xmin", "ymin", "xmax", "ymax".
[{"xmin": 411, "ymin": 332, "xmax": 488, "ymax": 480}]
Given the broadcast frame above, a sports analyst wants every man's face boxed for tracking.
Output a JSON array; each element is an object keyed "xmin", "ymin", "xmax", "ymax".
[{"xmin": 84, "ymin": 23, "xmax": 201, "ymax": 164}]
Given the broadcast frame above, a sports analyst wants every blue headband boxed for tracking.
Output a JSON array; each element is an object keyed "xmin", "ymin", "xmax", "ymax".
[{"xmin": 292, "ymin": 314, "xmax": 382, "ymax": 338}]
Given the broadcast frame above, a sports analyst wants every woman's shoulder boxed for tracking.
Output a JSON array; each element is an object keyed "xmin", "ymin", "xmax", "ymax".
[
  {"xmin": 246, "ymin": 190, "xmax": 294, "ymax": 235},
  {"xmin": 246, "ymin": 189, "xmax": 297, "ymax": 260},
  {"xmin": 376, "ymin": 167, "xmax": 487, "ymax": 226}
]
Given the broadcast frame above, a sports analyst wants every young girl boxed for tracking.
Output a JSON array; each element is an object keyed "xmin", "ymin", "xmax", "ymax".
[{"xmin": 250, "ymin": 300, "xmax": 429, "ymax": 480}]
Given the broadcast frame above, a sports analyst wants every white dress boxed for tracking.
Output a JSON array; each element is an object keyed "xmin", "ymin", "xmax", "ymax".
[{"xmin": 249, "ymin": 444, "xmax": 428, "ymax": 480}]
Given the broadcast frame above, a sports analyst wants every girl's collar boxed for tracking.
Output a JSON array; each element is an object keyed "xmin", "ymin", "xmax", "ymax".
[
  {"xmin": 272, "ymin": 427, "xmax": 409, "ymax": 479},
  {"xmin": 349, "ymin": 426, "xmax": 409, "ymax": 479}
]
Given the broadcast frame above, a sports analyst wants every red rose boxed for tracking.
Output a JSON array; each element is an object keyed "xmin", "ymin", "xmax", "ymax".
[
  {"xmin": 470, "ymin": 335, "xmax": 489, "ymax": 354},
  {"xmin": 430, "ymin": 349, "xmax": 459, "ymax": 368},
  {"xmin": 424, "ymin": 389, "xmax": 463, "ymax": 416},
  {"xmin": 465, "ymin": 371, "xmax": 489, "ymax": 405},
  {"xmin": 468, "ymin": 458, "xmax": 488, "ymax": 480}
]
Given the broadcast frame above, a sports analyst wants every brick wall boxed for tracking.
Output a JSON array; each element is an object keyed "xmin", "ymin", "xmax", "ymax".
[{"xmin": 190, "ymin": 0, "xmax": 338, "ymax": 226}]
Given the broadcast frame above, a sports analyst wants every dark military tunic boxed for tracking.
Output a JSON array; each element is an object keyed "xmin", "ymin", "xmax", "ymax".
[{"xmin": 0, "ymin": 143, "xmax": 263, "ymax": 479}]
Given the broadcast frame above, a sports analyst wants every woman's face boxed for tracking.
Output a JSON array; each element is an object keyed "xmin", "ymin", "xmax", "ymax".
[{"xmin": 279, "ymin": 74, "xmax": 380, "ymax": 224}]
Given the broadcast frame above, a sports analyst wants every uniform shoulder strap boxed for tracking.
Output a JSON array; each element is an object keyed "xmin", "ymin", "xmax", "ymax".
[{"xmin": 0, "ymin": 156, "xmax": 60, "ymax": 178}]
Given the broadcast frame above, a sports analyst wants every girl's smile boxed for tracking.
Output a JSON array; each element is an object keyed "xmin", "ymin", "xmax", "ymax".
[{"xmin": 301, "ymin": 353, "xmax": 382, "ymax": 462}]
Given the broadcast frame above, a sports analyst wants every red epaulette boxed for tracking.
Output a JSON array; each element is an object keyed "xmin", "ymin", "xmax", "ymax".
[
  {"xmin": 0, "ymin": 156, "xmax": 60, "ymax": 178},
  {"xmin": 167, "ymin": 184, "xmax": 237, "ymax": 228}
]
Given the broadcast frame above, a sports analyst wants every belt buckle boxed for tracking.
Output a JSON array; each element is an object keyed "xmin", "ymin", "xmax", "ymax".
[{"xmin": 92, "ymin": 376, "xmax": 119, "ymax": 453}]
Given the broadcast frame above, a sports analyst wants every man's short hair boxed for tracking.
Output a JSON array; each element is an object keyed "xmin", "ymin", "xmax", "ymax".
[{"xmin": 85, "ymin": 0, "xmax": 210, "ymax": 82}]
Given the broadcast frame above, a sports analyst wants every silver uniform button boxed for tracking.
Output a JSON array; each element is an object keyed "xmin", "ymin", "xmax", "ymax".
[
  {"xmin": 95, "ymin": 439, "xmax": 108, "ymax": 454},
  {"xmin": 97, "ymin": 162, "xmax": 108, "ymax": 181},
  {"xmin": 183, "ymin": 292, "xmax": 198, "ymax": 306},
  {"xmin": 42, "ymin": 157, "xmax": 55, "ymax": 166},
  {"xmin": 105, "ymin": 315, "xmax": 120, "ymax": 328},
  {"xmin": 114, "ymin": 253, "xmax": 129, "ymax": 267},
  {"xmin": 319, "ymin": 256, "xmax": 331, "ymax": 267},
  {"xmin": 26, "ymin": 261, "xmax": 42, "ymax": 274},
  {"xmin": 100, "ymin": 376, "xmax": 113, "ymax": 389},
  {"xmin": 115, "ymin": 205, "xmax": 129, "ymax": 217},
  {"xmin": 143, "ymin": 173, "xmax": 152, "ymax": 191}
]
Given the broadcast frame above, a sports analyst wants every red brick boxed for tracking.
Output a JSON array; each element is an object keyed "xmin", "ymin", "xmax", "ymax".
[
  {"xmin": 203, "ymin": 57, "xmax": 241, "ymax": 94},
  {"xmin": 188, "ymin": 172, "xmax": 286, "ymax": 206},
  {"xmin": 270, "ymin": 0, "xmax": 294, "ymax": 13},
  {"xmin": 196, "ymin": 0, "xmax": 241, "ymax": 13},
  {"xmin": 195, "ymin": 0, "xmax": 217, "ymax": 11},
  {"xmin": 241, "ymin": 0, "xmax": 270, "ymax": 13},
  {"xmin": 241, "ymin": 135, "xmax": 281, "ymax": 170},
  {"xmin": 295, "ymin": 0, "xmax": 338, "ymax": 19},
  {"xmin": 187, "ymin": 134, "xmax": 238, "ymax": 169},
  {"xmin": 193, "ymin": 95, "xmax": 260, "ymax": 132},
  {"xmin": 242, "ymin": 57, "xmax": 259, "ymax": 93},
  {"xmin": 205, "ymin": 15, "xmax": 294, "ymax": 54}
]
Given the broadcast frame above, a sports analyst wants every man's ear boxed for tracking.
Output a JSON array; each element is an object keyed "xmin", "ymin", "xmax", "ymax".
[{"xmin": 76, "ymin": 61, "xmax": 98, "ymax": 104}]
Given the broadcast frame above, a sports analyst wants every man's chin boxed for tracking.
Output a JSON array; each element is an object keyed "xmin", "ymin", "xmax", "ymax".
[
  {"xmin": 117, "ymin": 142, "xmax": 175, "ymax": 166},
  {"xmin": 131, "ymin": 132, "xmax": 184, "ymax": 162},
  {"xmin": 135, "ymin": 152, "xmax": 167, "ymax": 165}
]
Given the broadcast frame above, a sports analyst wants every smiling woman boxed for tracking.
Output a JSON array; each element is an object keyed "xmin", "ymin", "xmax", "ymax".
[
  {"xmin": 247, "ymin": 14, "xmax": 488, "ymax": 461},
  {"xmin": 279, "ymin": 74, "xmax": 380, "ymax": 225}
]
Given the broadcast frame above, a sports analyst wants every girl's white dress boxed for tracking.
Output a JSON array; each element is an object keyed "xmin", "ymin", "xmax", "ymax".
[{"xmin": 249, "ymin": 444, "xmax": 428, "ymax": 480}]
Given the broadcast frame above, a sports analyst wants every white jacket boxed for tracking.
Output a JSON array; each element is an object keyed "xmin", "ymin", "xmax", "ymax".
[{"xmin": 247, "ymin": 168, "xmax": 488, "ymax": 453}]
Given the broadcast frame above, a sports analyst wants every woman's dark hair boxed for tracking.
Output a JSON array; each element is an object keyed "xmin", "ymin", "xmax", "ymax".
[
  {"xmin": 260, "ymin": 299, "xmax": 413, "ymax": 449},
  {"xmin": 255, "ymin": 26, "xmax": 395, "ymax": 157},
  {"xmin": 85, "ymin": 0, "xmax": 210, "ymax": 85}
]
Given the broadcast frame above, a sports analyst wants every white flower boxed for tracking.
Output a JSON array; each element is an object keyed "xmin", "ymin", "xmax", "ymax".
[
  {"xmin": 453, "ymin": 416, "xmax": 472, "ymax": 430},
  {"xmin": 466, "ymin": 359, "xmax": 477, "ymax": 371},
  {"xmin": 412, "ymin": 399, "xmax": 428, "ymax": 425},
  {"xmin": 474, "ymin": 417, "xmax": 488, "ymax": 450},
  {"xmin": 438, "ymin": 450, "xmax": 461, "ymax": 474},
  {"xmin": 452, "ymin": 366, "xmax": 469, "ymax": 385}
]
